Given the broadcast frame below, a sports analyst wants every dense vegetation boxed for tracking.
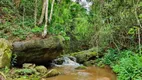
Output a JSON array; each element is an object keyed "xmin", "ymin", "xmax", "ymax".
[{"xmin": 0, "ymin": 0, "xmax": 142, "ymax": 80}]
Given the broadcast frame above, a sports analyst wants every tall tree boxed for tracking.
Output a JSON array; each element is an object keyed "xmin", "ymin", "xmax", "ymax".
[
  {"xmin": 39, "ymin": 0, "xmax": 55, "ymax": 38},
  {"xmin": 38, "ymin": 0, "xmax": 46, "ymax": 25},
  {"xmin": 34, "ymin": 0, "xmax": 37, "ymax": 27},
  {"xmin": 42, "ymin": 0, "xmax": 49, "ymax": 38},
  {"xmin": 49, "ymin": 0, "xmax": 55, "ymax": 23}
]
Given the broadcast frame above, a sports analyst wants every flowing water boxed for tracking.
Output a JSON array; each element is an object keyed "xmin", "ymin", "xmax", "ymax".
[
  {"xmin": 44, "ymin": 66, "xmax": 116, "ymax": 80},
  {"xmin": 71, "ymin": 0, "xmax": 92, "ymax": 13},
  {"xmin": 43, "ymin": 57, "xmax": 117, "ymax": 80}
]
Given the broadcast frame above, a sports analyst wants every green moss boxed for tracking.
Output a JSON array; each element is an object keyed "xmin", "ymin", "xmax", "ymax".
[
  {"xmin": 84, "ymin": 60, "xmax": 96, "ymax": 66},
  {"xmin": 71, "ymin": 49, "xmax": 97, "ymax": 63},
  {"xmin": 35, "ymin": 66, "xmax": 47, "ymax": 74},
  {"xmin": 0, "ymin": 39, "xmax": 12, "ymax": 68},
  {"xmin": 15, "ymin": 69, "xmax": 36, "ymax": 75}
]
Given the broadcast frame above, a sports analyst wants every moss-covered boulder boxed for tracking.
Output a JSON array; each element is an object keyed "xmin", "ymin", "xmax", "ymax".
[
  {"xmin": 35, "ymin": 66, "xmax": 47, "ymax": 74},
  {"xmin": 43, "ymin": 69, "xmax": 60, "ymax": 78},
  {"xmin": 12, "ymin": 36, "xmax": 64, "ymax": 66},
  {"xmin": 71, "ymin": 48, "xmax": 98, "ymax": 64},
  {"xmin": 0, "ymin": 38, "xmax": 12, "ymax": 68},
  {"xmin": 15, "ymin": 69, "xmax": 36, "ymax": 75}
]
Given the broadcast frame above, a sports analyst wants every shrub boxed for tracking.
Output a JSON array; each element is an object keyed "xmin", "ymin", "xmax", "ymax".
[
  {"xmin": 112, "ymin": 54, "xmax": 142, "ymax": 80},
  {"xmin": 101, "ymin": 49, "xmax": 142, "ymax": 80}
]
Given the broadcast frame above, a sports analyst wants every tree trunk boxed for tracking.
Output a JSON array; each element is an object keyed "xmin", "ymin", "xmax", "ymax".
[
  {"xmin": 38, "ymin": 0, "xmax": 46, "ymax": 25},
  {"xmin": 49, "ymin": 0, "xmax": 55, "ymax": 23},
  {"xmin": 34, "ymin": 0, "xmax": 37, "ymax": 27},
  {"xmin": 42, "ymin": 0, "xmax": 49, "ymax": 38}
]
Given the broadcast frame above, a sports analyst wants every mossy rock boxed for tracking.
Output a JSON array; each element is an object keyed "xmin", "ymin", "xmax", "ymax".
[
  {"xmin": 52, "ymin": 58, "xmax": 64, "ymax": 65},
  {"xmin": 15, "ymin": 69, "xmax": 36, "ymax": 75},
  {"xmin": 75, "ymin": 65, "xmax": 87, "ymax": 70},
  {"xmin": 35, "ymin": 66, "xmax": 47, "ymax": 74},
  {"xmin": 84, "ymin": 60, "xmax": 96, "ymax": 66},
  {"xmin": 43, "ymin": 69, "xmax": 60, "ymax": 78},
  {"xmin": 71, "ymin": 48, "xmax": 97, "ymax": 63},
  {"xmin": 22, "ymin": 63, "xmax": 36, "ymax": 69},
  {"xmin": 0, "ymin": 38, "xmax": 12, "ymax": 68}
]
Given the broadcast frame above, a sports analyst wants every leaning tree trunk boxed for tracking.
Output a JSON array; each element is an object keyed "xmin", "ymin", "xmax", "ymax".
[
  {"xmin": 12, "ymin": 36, "xmax": 64, "ymax": 66},
  {"xmin": 42, "ymin": 0, "xmax": 49, "ymax": 38},
  {"xmin": 38, "ymin": 0, "xmax": 46, "ymax": 25},
  {"xmin": 49, "ymin": 0, "xmax": 55, "ymax": 23}
]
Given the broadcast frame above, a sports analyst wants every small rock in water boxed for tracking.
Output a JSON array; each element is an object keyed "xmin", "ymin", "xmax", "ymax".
[
  {"xmin": 52, "ymin": 58, "xmax": 64, "ymax": 65},
  {"xmin": 15, "ymin": 69, "xmax": 36, "ymax": 75},
  {"xmin": 43, "ymin": 69, "xmax": 60, "ymax": 78},
  {"xmin": 22, "ymin": 63, "xmax": 35, "ymax": 69},
  {"xmin": 35, "ymin": 66, "xmax": 48, "ymax": 73}
]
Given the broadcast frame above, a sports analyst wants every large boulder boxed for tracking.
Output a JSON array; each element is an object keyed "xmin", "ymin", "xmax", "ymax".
[
  {"xmin": 12, "ymin": 36, "xmax": 64, "ymax": 65},
  {"xmin": 0, "ymin": 38, "xmax": 12, "ymax": 68}
]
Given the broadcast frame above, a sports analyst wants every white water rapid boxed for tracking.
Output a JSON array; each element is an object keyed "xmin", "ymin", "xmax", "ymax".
[{"xmin": 52, "ymin": 56, "xmax": 80, "ymax": 68}]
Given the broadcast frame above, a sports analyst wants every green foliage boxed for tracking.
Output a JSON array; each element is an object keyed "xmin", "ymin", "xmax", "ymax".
[
  {"xmin": 2, "ymin": 7, "xmax": 14, "ymax": 14},
  {"xmin": 32, "ymin": 26, "xmax": 43, "ymax": 33},
  {"xmin": 99, "ymin": 49, "xmax": 142, "ymax": 80},
  {"xmin": 102, "ymin": 49, "xmax": 134, "ymax": 65},
  {"xmin": 128, "ymin": 26, "xmax": 139, "ymax": 35},
  {"xmin": 50, "ymin": 1, "xmax": 94, "ymax": 41},
  {"xmin": 0, "ymin": 0, "xmax": 13, "ymax": 7},
  {"xmin": 102, "ymin": 49, "xmax": 118, "ymax": 66},
  {"xmin": 113, "ymin": 54, "xmax": 142, "ymax": 80},
  {"xmin": 11, "ymin": 54, "xmax": 17, "ymax": 66},
  {"xmin": 15, "ymin": 69, "xmax": 35, "ymax": 75},
  {"xmin": 0, "ymin": 66, "xmax": 10, "ymax": 74},
  {"xmin": 4, "ymin": 66, "xmax": 10, "ymax": 74}
]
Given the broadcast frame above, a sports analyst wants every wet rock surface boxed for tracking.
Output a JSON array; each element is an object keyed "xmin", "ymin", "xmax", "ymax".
[{"xmin": 71, "ymin": 49, "xmax": 97, "ymax": 64}]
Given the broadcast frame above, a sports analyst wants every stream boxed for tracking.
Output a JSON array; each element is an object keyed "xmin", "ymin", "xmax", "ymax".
[{"xmin": 43, "ymin": 57, "xmax": 117, "ymax": 80}]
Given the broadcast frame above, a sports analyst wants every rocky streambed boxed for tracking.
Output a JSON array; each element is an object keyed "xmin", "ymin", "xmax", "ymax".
[
  {"xmin": 0, "ymin": 38, "xmax": 116, "ymax": 80},
  {"xmin": 0, "ymin": 57, "xmax": 116, "ymax": 80}
]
